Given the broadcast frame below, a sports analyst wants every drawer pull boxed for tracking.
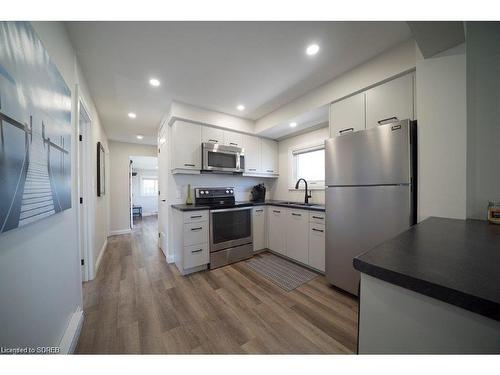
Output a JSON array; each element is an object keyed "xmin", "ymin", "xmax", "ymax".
[
  {"xmin": 191, "ymin": 227, "xmax": 203, "ymax": 231},
  {"xmin": 266, "ymin": 170, "xmax": 274, "ymax": 173},
  {"xmin": 248, "ymin": 168, "xmax": 257, "ymax": 171},
  {"xmin": 230, "ymin": 142, "xmax": 238, "ymax": 146},
  {"xmin": 377, "ymin": 116, "xmax": 398, "ymax": 125},
  {"xmin": 191, "ymin": 249, "xmax": 203, "ymax": 253},
  {"xmin": 312, "ymin": 228, "xmax": 324, "ymax": 233},
  {"xmin": 273, "ymin": 210, "xmax": 281, "ymax": 213},
  {"xmin": 312, "ymin": 216, "xmax": 324, "ymax": 220},
  {"xmin": 208, "ymin": 139, "xmax": 218, "ymax": 143},
  {"xmin": 190, "ymin": 215, "xmax": 202, "ymax": 219},
  {"xmin": 291, "ymin": 213, "xmax": 302, "ymax": 216},
  {"xmin": 339, "ymin": 127, "xmax": 354, "ymax": 134},
  {"xmin": 255, "ymin": 209, "xmax": 264, "ymax": 212},
  {"xmin": 184, "ymin": 163, "xmax": 195, "ymax": 167}
]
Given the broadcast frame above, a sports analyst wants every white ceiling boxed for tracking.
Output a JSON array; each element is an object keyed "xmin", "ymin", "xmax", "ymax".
[
  {"xmin": 66, "ymin": 22, "xmax": 412, "ymax": 144},
  {"xmin": 130, "ymin": 155, "xmax": 158, "ymax": 170}
]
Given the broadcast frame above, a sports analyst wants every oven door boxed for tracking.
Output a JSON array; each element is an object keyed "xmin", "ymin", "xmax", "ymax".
[
  {"xmin": 202, "ymin": 143, "xmax": 242, "ymax": 172},
  {"xmin": 210, "ymin": 207, "xmax": 253, "ymax": 252}
]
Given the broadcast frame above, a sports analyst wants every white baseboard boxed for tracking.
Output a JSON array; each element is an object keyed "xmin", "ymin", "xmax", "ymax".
[
  {"xmin": 108, "ymin": 228, "xmax": 132, "ymax": 236},
  {"xmin": 59, "ymin": 306, "xmax": 84, "ymax": 354},
  {"xmin": 166, "ymin": 254, "xmax": 174, "ymax": 263},
  {"xmin": 94, "ymin": 238, "xmax": 108, "ymax": 275}
]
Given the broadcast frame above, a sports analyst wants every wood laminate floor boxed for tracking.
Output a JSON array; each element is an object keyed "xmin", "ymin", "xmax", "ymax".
[{"xmin": 76, "ymin": 215, "xmax": 358, "ymax": 354}]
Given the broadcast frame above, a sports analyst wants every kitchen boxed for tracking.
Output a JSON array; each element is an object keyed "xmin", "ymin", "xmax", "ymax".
[{"xmin": 2, "ymin": 15, "xmax": 500, "ymax": 365}]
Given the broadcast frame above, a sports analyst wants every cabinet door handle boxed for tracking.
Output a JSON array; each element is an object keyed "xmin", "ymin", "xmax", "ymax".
[
  {"xmin": 190, "ymin": 215, "xmax": 202, "ymax": 219},
  {"xmin": 230, "ymin": 142, "xmax": 238, "ymax": 146},
  {"xmin": 191, "ymin": 248, "xmax": 203, "ymax": 253},
  {"xmin": 273, "ymin": 210, "xmax": 281, "ymax": 213},
  {"xmin": 184, "ymin": 163, "xmax": 195, "ymax": 167},
  {"xmin": 339, "ymin": 127, "xmax": 354, "ymax": 134},
  {"xmin": 161, "ymin": 199, "xmax": 166, "ymax": 202},
  {"xmin": 312, "ymin": 228, "xmax": 324, "ymax": 233},
  {"xmin": 266, "ymin": 170, "xmax": 274, "ymax": 173},
  {"xmin": 377, "ymin": 116, "xmax": 398, "ymax": 125},
  {"xmin": 291, "ymin": 213, "xmax": 302, "ymax": 216},
  {"xmin": 191, "ymin": 227, "xmax": 203, "ymax": 231},
  {"xmin": 255, "ymin": 209, "xmax": 264, "ymax": 212},
  {"xmin": 208, "ymin": 139, "xmax": 218, "ymax": 143},
  {"xmin": 249, "ymin": 168, "xmax": 256, "ymax": 171},
  {"xmin": 312, "ymin": 216, "xmax": 323, "ymax": 220}
]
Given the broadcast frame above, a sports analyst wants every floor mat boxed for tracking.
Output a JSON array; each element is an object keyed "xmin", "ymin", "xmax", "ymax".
[{"xmin": 245, "ymin": 252, "xmax": 319, "ymax": 292}]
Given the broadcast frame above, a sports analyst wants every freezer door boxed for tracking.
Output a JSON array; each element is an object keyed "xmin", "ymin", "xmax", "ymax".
[
  {"xmin": 325, "ymin": 120, "xmax": 411, "ymax": 186},
  {"xmin": 325, "ymin": 185, "xmax": 411, "ymax": 295}
]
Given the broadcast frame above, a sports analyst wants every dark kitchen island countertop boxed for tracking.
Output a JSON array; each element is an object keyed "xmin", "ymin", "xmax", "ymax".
[
  {"xmin": 354, "ymin": 216, "xmax": 500, "ymax": 322},
  {"xmin": 171, "ymin": 200, "xmax": 325, "ymax": 212}
]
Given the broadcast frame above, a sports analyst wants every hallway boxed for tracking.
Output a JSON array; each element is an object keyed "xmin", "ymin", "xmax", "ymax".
[{"xmin": 76, "ymin": 215, "xmax": 358, "ymax": 354}]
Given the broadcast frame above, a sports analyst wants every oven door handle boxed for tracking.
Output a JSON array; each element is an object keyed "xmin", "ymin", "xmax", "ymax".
[{"xmin": 210, "ymin": 206, "xmax": 253, "ymax": 213}]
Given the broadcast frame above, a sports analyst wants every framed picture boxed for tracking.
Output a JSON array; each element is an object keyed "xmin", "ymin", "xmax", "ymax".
[
  {"xmin": 97, "ymin": 142, "xmax": 105, "ymax": 197},
  {"xmin": 0, "ymin": 22, "xmax": 72, "ymax": 234}
]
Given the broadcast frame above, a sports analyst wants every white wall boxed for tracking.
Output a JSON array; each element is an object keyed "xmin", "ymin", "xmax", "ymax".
[
  {"xmin": 272, "ymin": 126, "xmax": 329, "ymax": 204},
  {"xmin": 0, "ymin": 21, "xmax": 108, "ymax": 350},
  {"xmin": 132, "ymin": 169, "xmax": 159, "ymax": 216},
  {"xmin": 108, "ymin": 141, "xmax": 156, "ymax": 233},
  {"xmin": 466, "ymin": 23, "xmax": 500, "ymax": 220},
  {"xmin": 416, "ymin": 48, "xmax": 467, "ymax": 221}
]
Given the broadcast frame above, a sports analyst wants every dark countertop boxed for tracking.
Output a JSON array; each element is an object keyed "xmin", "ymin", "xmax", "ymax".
[
  {"xmin": 171, "ymin": 200, "xmax": 325, "ymax": 212},
  {"xmin": 354, "ymin": 217, "xmax": 500, "ymax": 322}
]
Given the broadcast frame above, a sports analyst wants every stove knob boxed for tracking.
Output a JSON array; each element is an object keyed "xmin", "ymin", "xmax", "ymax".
[
  {"xmin": 230, "ymin": 190, "xmax": 234, "ymax": 194},
  {"xmin": 200, "ymin": 191, "xmax": 204, "ymax": 195},
  {"xmin": 226, "ymin": 190, "xmax": 229, "ymax": 193},
  {"xmin": 205, "ymin": 190, "xmax": 209, "ymax": 194}
]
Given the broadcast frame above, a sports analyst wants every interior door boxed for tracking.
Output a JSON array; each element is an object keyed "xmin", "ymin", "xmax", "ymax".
[
  {"xmin": 325, "ymin": 185, "xmax": 411, "ymax": 295},
  {"xmin": 158, "ymin": 126, "xmax": 169, "ymax": 258}
]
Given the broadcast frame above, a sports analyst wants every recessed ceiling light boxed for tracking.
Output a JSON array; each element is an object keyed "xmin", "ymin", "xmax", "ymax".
[
  {"xmin": 149, "ymin": 78, "xmax": 160, "ymax": 87},
  {"xmin": 136, "ymin": 135, "xmax": 144, "ymax": 140},
  {"xmin": 306, "ymin": 44, "xmax": 320, "ymax": 56},
  {"xmin": 128, "ymin": 112, "xmax": 137, "ymax": 119},
  {"xmin": 289, "ymin": 122, "xmax": 298, "ymax": 128},
  {"xmin": 237, "ymin": 104, "xmax": 245, "ymax": 111}
]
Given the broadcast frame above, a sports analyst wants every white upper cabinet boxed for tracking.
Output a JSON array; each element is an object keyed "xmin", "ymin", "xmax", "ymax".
[
  {"xmin": 242, "ymin": 134, "xmax": 261, "ymax": 173},
  {"xmin": 261, "ymin": 138, "xmax": 279, "ymax": 175},
  {"xmin": 223, "ymin": 130, "xmax": 243, "ymax": 147},
  {"xmin": 330, "ymin": 92, "xmax": 366, "ymax": 137},
  {"xmin": 202, "ymin": 126, "xmax": 224, "ymax": 144},
  {"xmin": 365, "ymin": 74, "xmax": 414, "ymax": 129},
  {"xmin": 171, "ymin": 120, "xmax": 201, "ymax": 171}
]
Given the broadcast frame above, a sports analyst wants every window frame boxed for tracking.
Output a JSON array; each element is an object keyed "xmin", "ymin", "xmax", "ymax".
[
  {"xmin": 140, "ymin": 176, "xmax": 158, "ymax": 197},
  {"xmin": 288, "ymin": 142, "xmax": 326, "ymax": 191}
]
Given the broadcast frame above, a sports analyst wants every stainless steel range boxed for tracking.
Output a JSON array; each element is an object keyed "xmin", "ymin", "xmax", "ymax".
[{"xmin": 194, "ymin": 187, "xmax": 253, "ymax": 269}]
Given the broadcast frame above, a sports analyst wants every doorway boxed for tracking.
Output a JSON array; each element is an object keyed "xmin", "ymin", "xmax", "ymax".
[
  {"xmin": 77, "ymin": 97, "xmax": 92, "ymax": 282},
  {"xmin": 129, "ymin": 156, "xmax": 159, "ymax": 231}
]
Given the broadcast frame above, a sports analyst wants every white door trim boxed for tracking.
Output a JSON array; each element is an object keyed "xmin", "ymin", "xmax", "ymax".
[{"xmin": 76, "ymin": 87, "xmax": 95, "ymax": 281}]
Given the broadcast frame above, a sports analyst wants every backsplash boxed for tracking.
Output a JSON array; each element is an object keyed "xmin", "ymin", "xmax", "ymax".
[{"xmin": 171, "ymin": 174, "xmax": 276, "ymax": 203}]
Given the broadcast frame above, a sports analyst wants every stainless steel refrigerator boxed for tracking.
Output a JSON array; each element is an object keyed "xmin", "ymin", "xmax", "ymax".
[{"xmin": 325, "ymin": 119, "xmax": 417, "ymax": 295}]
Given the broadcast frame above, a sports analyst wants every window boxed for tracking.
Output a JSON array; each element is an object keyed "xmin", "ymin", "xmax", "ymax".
[
  {"xmin": 291, "ymin": 144, "xmax": 325, "ymax": 189},
  {"xmin": 141, "ymin": 177, "xmax": 158, "ymax": 197}
]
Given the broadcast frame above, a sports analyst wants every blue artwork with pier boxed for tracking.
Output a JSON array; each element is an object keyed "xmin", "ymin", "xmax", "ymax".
[{"xmin": 0, "ymin": 22, "xmax": 72, "ymax": 234}]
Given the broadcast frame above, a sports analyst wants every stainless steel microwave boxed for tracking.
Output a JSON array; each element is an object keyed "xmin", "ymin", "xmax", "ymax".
[{"xmin": 202, "ymin": 142, "xmax": 245, "ymax": 173}]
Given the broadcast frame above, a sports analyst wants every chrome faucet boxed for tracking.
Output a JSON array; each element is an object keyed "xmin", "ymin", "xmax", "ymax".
[{"xmin": 295, "ymin": 178, "xmax": 312, "ymax": 205}]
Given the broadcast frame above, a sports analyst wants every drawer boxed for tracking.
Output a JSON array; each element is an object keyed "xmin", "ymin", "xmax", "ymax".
[
  {"xmin": 183, "ymin": 221, "xmax": 209, "ymax": 246},
  {"xmin": 309, "ymin": 211, "xmax": 326, "ymax": 224},
  {"xmin": 183, "ymin": 210, "xmax": 209, "ymax": 223},
  {"xmin": 183, "ymin": 243, "xmax": 209, "ymax": 269}
]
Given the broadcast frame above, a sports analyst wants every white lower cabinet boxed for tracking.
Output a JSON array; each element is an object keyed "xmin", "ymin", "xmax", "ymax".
[
  {"xmin": 308, "ymin": 223, "xmax": 325, "ymax": 272},
  {"xmin": 252, "ymin": 206, "xmax": 266, "ymax": 252},
  {"xmin": 173, "ymin": 209, "xmax": 210, "ymax": 275},
  {"xmin": 285, "ymin": 209, "xmax": 309, "ymax": 264},
  {"xmin": 266, "ymin": 205, "xmax": 326, "ymax": 272},
  {"xmin": 268, "ymin": 207, "xmax": 286, "ymax": 256}
]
